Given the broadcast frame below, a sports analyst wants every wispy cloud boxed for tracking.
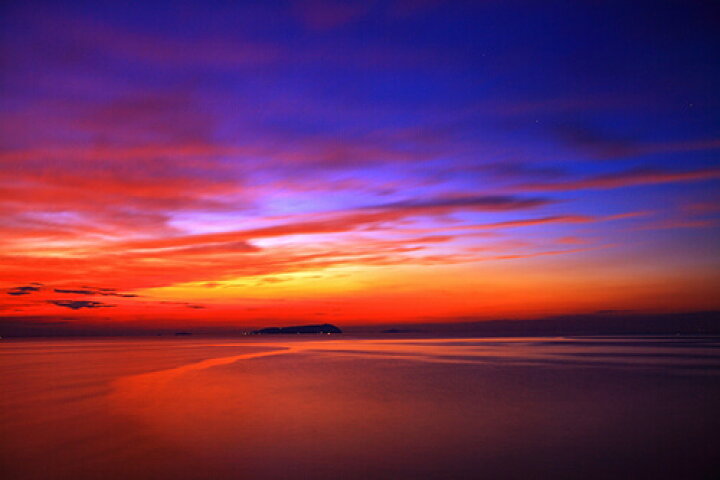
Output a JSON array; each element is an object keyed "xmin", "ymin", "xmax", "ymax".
[
  {"xmin": 292, "ymin": 0, "xmax": 371, "ymax": 30},
  {"xmin": 554, "ymin": 124, "xmax": 720, "ymax": 160},
  {"xmin": 2, "ymin": 0, "xmax": 718, "ymax": 327},
  {"xmin": 53, "ymin": 288, "xmax": 140, "ymax": 298},
  {"xmin": 518, "ymin": 167, "xmax": 720, "ymax": 192},
  {"xmin": 363, "ymin": 195, "xmax": 552, "ymax": 212},
  {"xmin": 6, "ymin": 285, "xmax": 41, "ymax": 296},
  {"xmin": 47, "ymin": 300, "xmax": 116, "ymax": 310}
]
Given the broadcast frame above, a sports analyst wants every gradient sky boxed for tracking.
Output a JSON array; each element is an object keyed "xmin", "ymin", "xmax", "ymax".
[{"xmin": 1, "ymin": 0, "xmax": 719, "ymax": 333}]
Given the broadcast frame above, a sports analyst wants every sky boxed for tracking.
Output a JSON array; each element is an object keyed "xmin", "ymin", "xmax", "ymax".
[{"xmin": 1, "ymin": 0, "xmax": 719, "ymax": 334}]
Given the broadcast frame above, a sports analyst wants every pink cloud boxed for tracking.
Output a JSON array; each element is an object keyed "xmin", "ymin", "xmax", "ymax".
[
  {"xmin": 518, "ymin": 166, "xmax": 720, "ymax": 192},
  {"xmin": 292, "ymin": 0, "xmax": 371, "ymax": 30}
]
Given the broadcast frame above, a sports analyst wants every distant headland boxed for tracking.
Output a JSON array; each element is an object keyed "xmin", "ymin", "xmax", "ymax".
[{"xmin": 252, "ymin": 323, "xmax": 342, "ymax": 335}]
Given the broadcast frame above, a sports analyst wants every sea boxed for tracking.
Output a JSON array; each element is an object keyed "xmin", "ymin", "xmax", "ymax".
[{"xmin": 1, "ymin": 335, "xmax": 719, "ymax": 479}]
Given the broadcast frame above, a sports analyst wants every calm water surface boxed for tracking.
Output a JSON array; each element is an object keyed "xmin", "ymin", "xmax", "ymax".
[{"xmin": 1, "ymin": 335, "xmax": 719, "ymax": 479}]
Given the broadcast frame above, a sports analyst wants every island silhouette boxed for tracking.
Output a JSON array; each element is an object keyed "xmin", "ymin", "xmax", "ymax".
[{"xmin": 251, "ymin": 324, "xmax": 342, "ymax": 335}]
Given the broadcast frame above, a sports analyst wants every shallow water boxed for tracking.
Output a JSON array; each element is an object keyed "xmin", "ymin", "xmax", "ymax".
[{"xmin": 2, "ymin": 336, "xmax": 719, "ymax": 479}]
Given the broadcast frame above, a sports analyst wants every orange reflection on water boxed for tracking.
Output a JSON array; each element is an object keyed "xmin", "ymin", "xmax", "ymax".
[{"xmin": 3, "ymin": 336, "xmax": 720, "ymax": 480}]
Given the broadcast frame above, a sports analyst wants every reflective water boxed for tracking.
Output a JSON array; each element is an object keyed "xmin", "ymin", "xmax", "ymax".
[{"xmin": 2, "ymin": 336, "xmax": 719, "ymax": 479}]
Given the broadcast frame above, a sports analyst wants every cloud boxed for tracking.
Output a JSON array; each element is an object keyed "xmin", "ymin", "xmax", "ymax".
[
  {"xmin": 480, "ymin": 245, "xmax": 610, "ymax": 262},
  {"xmin": 632, "ymin": 218, "xmax": 719, "ymax": 231},
  {"xmin": 0, "ymin": 204, "xmax": 645, "ymax": 295},
  {"xmin": 0, "ymin": 131, "xmax": 461, "ymax": 251},
  {"xmin": 364, "ymin": 195, "xmax": 552, "ymax": 212},
  {"xmin": 0, "ymin": 205, "xmax": 647, "ymax": 293},
  {"xmin": 682, "ymin": 201, "xmax": 720, "ymax": 215},
  {"xmin": 473, "ymin": 161, "xmax": 568, "ymax": 181},
  {"xmin": 556, "ymin": 236, "xmax": 591, "ymax": 245},
  {"xmin": 292, "ymin": 0, "xmax": 370, "ymax": 30},
  {"xmin": 518, "ymin": 166, "xmax": 720, "ymax": 192},
  {"xmin": 147, "ymin": 241, "xmax": 261, "ymax": 256},
  {"xmin": 116, "ymin": 194, "xmax": 550, "ymax": 254},
  {"xmin": 53, "ymin": 287, "xmax": 140, "ymax": 297},
  {"xmin": 10, "ymin": 11, "xmax": 282, "ymax": 72},
  {"xmin": 389, "ymin": 0, "xmax": 444, "ymax": 17},
  {"xmin": 7, "ymin": 286, "xmax": 41, "ymax": 296},
  {"xmin": 157, "ymin": 301, "xmax": 207, "ymax": 309},
  {"xmin": 422, "ymin": 212, "xmax": 644, "ymax": 233},
  {"xmin": 54, "ymin": 289, "xmax": 95, "ymax": 295},
  {"xmin": 0, "ymin": 231, "xmax": 448, "ymax": 290},
  {"xmin": 466, "ymin": 215, "xmax": 593, "ymax": 229},
  {"xmin": 553, "ymin": 124, "xmax": 639, "ymax": 158},
  {"xmin": 47, "ymin": 300, "xmax": 116, "ymax": 310},
  {"xmin": 555, "ymin": 124, "xmax": 720, "ymax": 159}
]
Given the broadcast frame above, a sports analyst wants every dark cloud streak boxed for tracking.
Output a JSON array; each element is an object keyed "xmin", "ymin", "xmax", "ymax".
[
  {"xmin": 7, "ymin": 286, "xmax": 41, "ymax": 296},
  {"xmin": 47, "ymin": 300, "xmax": 116, "ymax": 310},
  {"xmin": 54, "ymin": 287, "xmax": 140, "ymax": 297}
]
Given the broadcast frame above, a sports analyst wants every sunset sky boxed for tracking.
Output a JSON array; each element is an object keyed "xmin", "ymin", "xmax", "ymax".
[{"xmin": 1, "ymin": 0, "xmax": 719, "ymax": 334}]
